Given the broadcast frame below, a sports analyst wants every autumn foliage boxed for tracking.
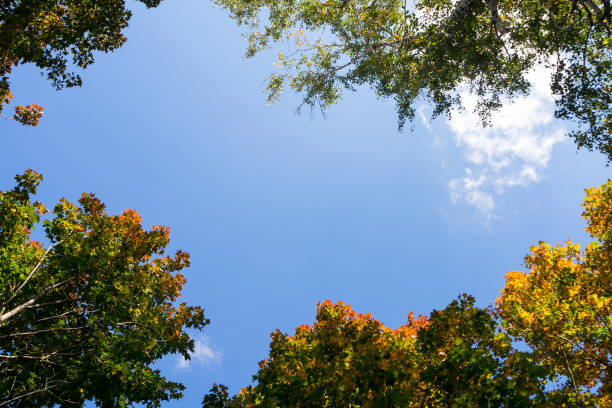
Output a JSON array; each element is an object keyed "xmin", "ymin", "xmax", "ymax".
[
  {"xmin": 204, "ymin": 181, "xmax": 612, "ymax": 407},
  {"xmin": 203, "ymin": 297, "xmax": 550, "ymax": 407},
  {"xmin": 498, "ymin": 180, "xmax": 612, "ymax": 406},
  {"xmin": 0, "ymin": 91, "xmax": 42, "ymax": 126},
  {"xmin": 12, "ymin": 104, "xmax": 44, "ymax": 126}
]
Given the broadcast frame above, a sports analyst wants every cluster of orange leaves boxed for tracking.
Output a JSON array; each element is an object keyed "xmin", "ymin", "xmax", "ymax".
[
  {"xmin": 1, "ymin": 91, "xmax": 44, "ymax": 126},
  {"xmin": 233, "ymin": 300, "xmax": 433, "ymax": 407},
  {"xmin": 13, "ymin": 104, "xmax": 44, "ymax": 126}
]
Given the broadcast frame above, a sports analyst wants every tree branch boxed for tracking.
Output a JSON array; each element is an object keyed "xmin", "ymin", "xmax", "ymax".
[
  {"xmin": 579, "ymin": 0, "xmax": 603, "ymax": 18},
  {"xmin": 484, "ymin": 0, "xmax": 507, "ymax": 34},
  {"xmin": 0, "ymin": 276, "xmax": 75, "ymax": 324},
  {"xmin": 1, "ymin": 324, "xmax": 91, "ymax": 338},
  {"xmin": 0, "ymin": 382, "xmax": 58, "ymax": 407},
  {"xmin": 1, "ymin": 240, "xmax": 62, "ymax": 311},
  {"xmin": 449, "ymin": 0, "xmax": 480, "ymax": 23}
]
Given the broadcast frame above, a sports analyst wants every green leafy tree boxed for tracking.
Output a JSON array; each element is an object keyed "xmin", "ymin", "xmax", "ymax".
[
  {"xmin": 217, "ymin": 0, "xmax": 611, "ymax": 160},
  {"xmin": 0, "ymin": 170, "xmax": 209, "ymax": 407},
  {"xmin": 0, "ymin": 0, "xmax": 164, "ymax": 126}
]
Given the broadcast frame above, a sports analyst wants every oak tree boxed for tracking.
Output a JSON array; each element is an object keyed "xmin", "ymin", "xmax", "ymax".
[
  {"xmin": 217, "ymin": 0, "xmax": 612, "ymax": 160},
  {"xmin": 0, "ymin": 0, "xmax": 164, "ymax": 126},
  {"xmin": 0, "ymin": 170, "xmax": 208, "ymax": 407}
]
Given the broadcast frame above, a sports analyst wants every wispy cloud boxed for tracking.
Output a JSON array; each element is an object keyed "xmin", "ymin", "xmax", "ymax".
[
  {"xmin": 425, "ymin": 67, "xmax": 566, "ymax": 220},
  {"xmin": 417, "ymin": 104, "xmax": 432, "ymax": 131},
  {"xmin": 176, "ymin": 336, "xmax": 222, "ymax": 369},
  {"xmin": 449, "ymin": 169, "xmax": 494, "ymax": 214}
]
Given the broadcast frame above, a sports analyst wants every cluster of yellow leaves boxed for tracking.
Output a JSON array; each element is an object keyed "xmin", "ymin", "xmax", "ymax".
[
  {"xmin": 497, "ymin": 180, "xmax": 611, "ymax": 403},
  {"xmin": 286, "ymin": 28, "xmax": 306, "ymax": 48}
]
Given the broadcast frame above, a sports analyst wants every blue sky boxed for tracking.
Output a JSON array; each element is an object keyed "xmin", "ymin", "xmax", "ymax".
[{"xmin": 1, "ymin": 0, "xmax": 610, "ymax": 405}]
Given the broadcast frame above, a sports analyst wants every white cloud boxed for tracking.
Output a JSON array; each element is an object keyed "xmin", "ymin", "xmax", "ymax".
[
  {"xmin": 449, "ymin": 169, "xmax": 494, "ymax": 214},
  {"xmin": 175, "ymin": 336, "xmax": 222, "ymax": 369},
  {"xmin": 442, "ymin": 66, "xmax": 566, "ymax": 218}
]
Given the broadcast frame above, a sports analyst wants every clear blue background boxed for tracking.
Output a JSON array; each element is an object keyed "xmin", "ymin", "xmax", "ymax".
[{"xmin": 1, "ymin": 0, "xmax": 609, "ymax": 405}]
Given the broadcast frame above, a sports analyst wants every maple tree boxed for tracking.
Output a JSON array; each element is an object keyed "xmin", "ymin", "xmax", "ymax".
[
  {"xmin": 0, "ymin": 170, "xmax": 208, "ymax": 407},
  {"xmin": 202, "ymin": 180, "xmax": 611, "ymax": 407},
  {"xmin": 217, "ymin": 0, "xmax": 612, "ymax": 161},
  {"xmin": 0, "ymin": 0, "xmax": 164, "ymax": 126}
]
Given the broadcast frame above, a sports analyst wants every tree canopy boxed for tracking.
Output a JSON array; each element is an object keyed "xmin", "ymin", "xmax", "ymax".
[
  {"xmin": 217, "ymin": 0, "xmax": 611, "ymax": 161},
  {"xmin": 203, "ymin": 297, "xmax": 554, "ymax": 407},
  {"xmin": 0, "ymin": 170, "xmax": 208, "ymax": 407},
  {"xmin": 0, "ymin": 0, "xmax": 164, "ymax": 126},
  {"xmin": 202, "ymin": 179, "xmax": 611, "ymax": 407}
]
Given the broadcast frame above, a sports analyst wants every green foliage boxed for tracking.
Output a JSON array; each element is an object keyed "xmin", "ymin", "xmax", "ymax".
[
  {"xmin": 0, "ymin": 0, "xmax": 164, "ymax": 125},
  {"xmin": 202, "ymin": 384, "xmax": 231, "ymax": 408},
  {"xmin": 217, "ymin": 0, "xmax": 612, "ymax": 161},
  {"xmin": 0, "ymin": 171, "xmax": 209, "ymax": 407},
  {"xmin": 415, "ymin": 296, "xmax": 546, "ymax": 407}
]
